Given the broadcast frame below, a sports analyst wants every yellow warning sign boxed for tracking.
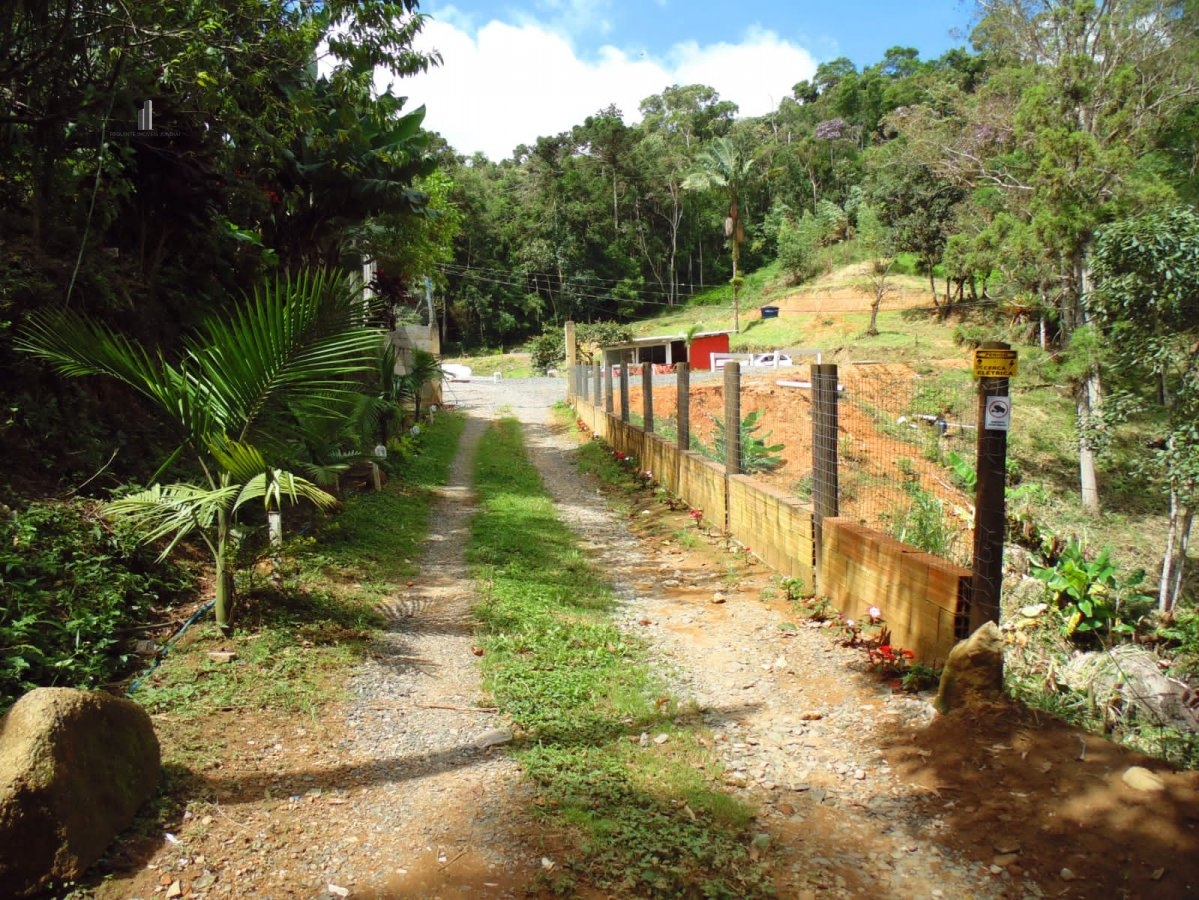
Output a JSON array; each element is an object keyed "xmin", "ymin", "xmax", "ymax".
[{"xmin": 973, "ymin": 349, "xmax": 1018, "ymax": 378}]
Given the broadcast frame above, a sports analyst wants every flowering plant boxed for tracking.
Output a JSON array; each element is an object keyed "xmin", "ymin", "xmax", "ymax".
[
  {"xmin": 689, "ymin": 508, "xmax": 704, "ymax": 528},
  {"xmin": 867, "ymin": 643, "xmax": 916, "ymax": 678}
]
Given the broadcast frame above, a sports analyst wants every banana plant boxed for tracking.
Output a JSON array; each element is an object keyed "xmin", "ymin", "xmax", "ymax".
[{"xmin": 18, "ymin": 269, "xmax": 383, "ymax": 629}]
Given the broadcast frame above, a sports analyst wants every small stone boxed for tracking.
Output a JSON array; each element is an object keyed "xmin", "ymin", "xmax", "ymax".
[
  {"xmin": 854, "ymin": 769, "xmax": 866, "ymax": 780},
  {"xmin": 1122, "ymin": 766, "xmax": 1165, "ymax": 792},
  {"xmin": 327, "ymin": 885, "xmax": 351, "ymax": 898},
  {"xmin": 165, "ymin": 881, "xmax": 183, "ymax": 899},
  {"xmin": 653, "ymin": 733, "xmax": 670, "ymax": 745},
  {"xmin": 476, "ymin": 728, "xmax": 513, "ymax": 749},
  {"xmin": 1019, "ymin": 603, "xmax": 1049, "ymax": 618},
  {"xmin": 711, "ymin": 593, "xmax": 727, "ymax": 604},
  {"xmin": 1060, "ymin": 867, "xmax": 1076, "ymax": 881},
  {"xmin": 207, "ymin": 651, "xmax": 237, "ymax": 664}
]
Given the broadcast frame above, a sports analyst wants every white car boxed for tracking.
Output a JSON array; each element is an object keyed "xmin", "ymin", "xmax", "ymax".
[{"xmin": 750, "ymin": 352, "xmax": 793, "ymax": 368}]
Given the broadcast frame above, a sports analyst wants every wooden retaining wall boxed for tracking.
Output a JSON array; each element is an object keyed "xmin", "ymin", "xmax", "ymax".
[
  {"xmin": 572, "ymin": 397, "xmax": 966, "ymax": 662},
  {"xmin": 820, "ymin": 519, "xmax": 969, "ymax": 664}
]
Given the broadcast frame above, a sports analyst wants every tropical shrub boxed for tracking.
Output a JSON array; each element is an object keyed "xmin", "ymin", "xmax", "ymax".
[{"xmin": 0, "ymin": 499, "xmax": 195, "ymax": 709}]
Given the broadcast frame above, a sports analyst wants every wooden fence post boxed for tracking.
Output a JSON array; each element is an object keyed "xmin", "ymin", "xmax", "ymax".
[
  {"xmin": 604, "ymin": 356, "xmax": 614, "ymax": 415},
  {"xmin": 619, "ymin": 352, "xmax": 631, "ymax": 423},
  {"xmin": 642, "ymin": 361, "xmax": 654, "ymax": 433},
  {"xmin": 564, "ymin": 321, "xmax": 577, "ymax": 402},
  {"xmin": 724, "ymin": 361, "xmax": 741, "ymax": 475},
  {"xmin": 676, "ymin": 363, "xmax": 690, "ymax": 452},
  {"xmin": 970, "ymin": 341, "xmax": 1015, "ymax": 633},
  {"xmin": 811, "ymin": 363, "xmax": 840, "ymax": 591}
]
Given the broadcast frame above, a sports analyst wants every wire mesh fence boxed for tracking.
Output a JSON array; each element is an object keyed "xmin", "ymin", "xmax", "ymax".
[
  {"xmin": 585, "ymin": 358, "xmax": 979, "ymax": 569},
  {"xmin": 836, "ymin": 365, "xmax": 977, "ymax": 568}
]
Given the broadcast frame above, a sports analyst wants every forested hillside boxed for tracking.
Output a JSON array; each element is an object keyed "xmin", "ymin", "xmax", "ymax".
[{"xmin": 429, "ymin": 0, "xmax": 1197, "ymax": 611}]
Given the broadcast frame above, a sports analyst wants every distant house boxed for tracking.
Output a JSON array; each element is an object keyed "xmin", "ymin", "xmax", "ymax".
[{"xmin": 600, "ymin": 330, "xmax": 732, "ymax": 372}]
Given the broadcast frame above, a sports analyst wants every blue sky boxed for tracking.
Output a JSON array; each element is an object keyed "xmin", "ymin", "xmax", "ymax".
[{"xmin": 394, "ymin": 1, "xmax": 976, "ymax": 160}]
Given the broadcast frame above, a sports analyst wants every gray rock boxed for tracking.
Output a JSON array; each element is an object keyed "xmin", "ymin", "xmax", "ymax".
[{"xmin": 0, "ymin": 688, "xmax": 160, "ymax": 896}]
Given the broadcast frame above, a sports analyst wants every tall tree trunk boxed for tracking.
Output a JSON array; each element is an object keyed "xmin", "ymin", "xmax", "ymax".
[
  {"xmin": 1076, "ymin": 375, "xmax": 1102, "ymax": 514},
  {"xmin": 612, "ymin": 168, "xmax": 618, "ymax": 236},
  {"xmin": 1075, "ymin": 256, "xmax": 1101, "ymax": 514},
  {"xmin": 1159, "ymin": 443, "xmax": 1194, "ymax": 614}
]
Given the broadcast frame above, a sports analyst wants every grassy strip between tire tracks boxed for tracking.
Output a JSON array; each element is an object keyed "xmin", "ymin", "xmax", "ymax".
[{"xmin": 468, "ymin": 417, "xmax": 772, "ymax": 898}]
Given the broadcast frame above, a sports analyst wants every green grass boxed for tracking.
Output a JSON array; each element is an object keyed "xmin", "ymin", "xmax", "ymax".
[
  {"xmin": 468, "ymin": 418, "xmax": 771, "ymax": 898},
  {"xmin": 443, "ymin": 351, "xmax": 534, "ymax": 379}
]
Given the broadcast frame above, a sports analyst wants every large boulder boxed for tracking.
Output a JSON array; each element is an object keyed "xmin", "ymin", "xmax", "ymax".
[
  {"xmin": 935, "ymin": 621, "xmax": 1005, "ymax": 714},
  {"xmin": 0, "ymin": 688, "xmax": 160, "ymax": 896}
]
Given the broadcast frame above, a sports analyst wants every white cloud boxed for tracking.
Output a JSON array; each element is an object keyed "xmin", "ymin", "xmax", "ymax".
[{"xmin": 394, "ymin": 17, "xmax": 817, "ymax": 161}]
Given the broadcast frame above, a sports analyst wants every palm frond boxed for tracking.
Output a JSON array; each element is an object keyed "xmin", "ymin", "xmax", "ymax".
[
  {"xmin": 186, "ymin": 269, "xmax": 385, "ymax": 443},
  {"xmin": 105, "ymin": 483, "xmax": 239, "ymax": 557},
  {"xmin": 233, "ymin": 469, "xmax": 339, "ymax": 514},
  {"xmin": 16, "ymin": 312, "xmax": 217, "ymax": 443}
]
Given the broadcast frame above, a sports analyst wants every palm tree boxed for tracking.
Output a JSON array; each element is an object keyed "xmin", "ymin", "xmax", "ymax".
[
  {"xmin": 397, "ymin": 349, "xmax": 445, "ymax": 424},
  {"xmin": 683, "ymin": 138, "xmax": 755, "ymax": 333},
  {"xmin": 18, "ymin": 269, "xmax": 383, "ymax": 629}
]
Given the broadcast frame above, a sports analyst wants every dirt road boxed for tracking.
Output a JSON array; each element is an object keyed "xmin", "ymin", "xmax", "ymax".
[{"xmin": 96, "ymin": 376, "xmax": 1199, "ymax": 899}]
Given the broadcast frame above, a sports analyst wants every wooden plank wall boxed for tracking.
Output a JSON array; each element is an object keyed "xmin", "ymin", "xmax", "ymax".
[
  {"xmin": 819, "ymin": 518, "xmax": 968, "ymax": 664},
  {"xmin": 572, "ymin": 397, "xmax": 967, "ymax": 664},
  {"xmin": 728, "ymin": 476, "xmax": 816, "ymax": 588}
]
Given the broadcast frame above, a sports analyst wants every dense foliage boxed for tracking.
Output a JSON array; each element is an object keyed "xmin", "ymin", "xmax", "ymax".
[
  {"xmin": 0, "ymin": 499, "xmax": 196, "ymax": 708},
  {"xmin": 1, "ymin": 0, "xmax": 451, "ymax": 498}
]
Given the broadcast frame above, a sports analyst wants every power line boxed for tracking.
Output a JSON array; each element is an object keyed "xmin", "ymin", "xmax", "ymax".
[{"xmin": 436, "ymin": 262, "xmax": 1003, "ymax": 316}]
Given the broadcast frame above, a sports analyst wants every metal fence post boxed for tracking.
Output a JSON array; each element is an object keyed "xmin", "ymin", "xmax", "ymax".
[
  {"xmin": 811, "ymin": 363, "xmax": 840, "ymax": 591},
  {"xmin": 676, "ymin": 363, "xmax": 690, "ymax": 452},
  {"xmin": 593, "ymin": 363, "xmax": 602, "ymax": 409},
  {"xmin": 641, "ymin": 361, "xmax": 654, "ymax": 433},
  {"xmin": 724, "ymin": 361, "xmax": 741, "ymax": 475},
  {"xmin": 604, "ymin": 357, "xmax": 614, "ymax": 415},
  {"xmin": 970, "ymin": 341, "xmax": 1014, "ymax": 633}
]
